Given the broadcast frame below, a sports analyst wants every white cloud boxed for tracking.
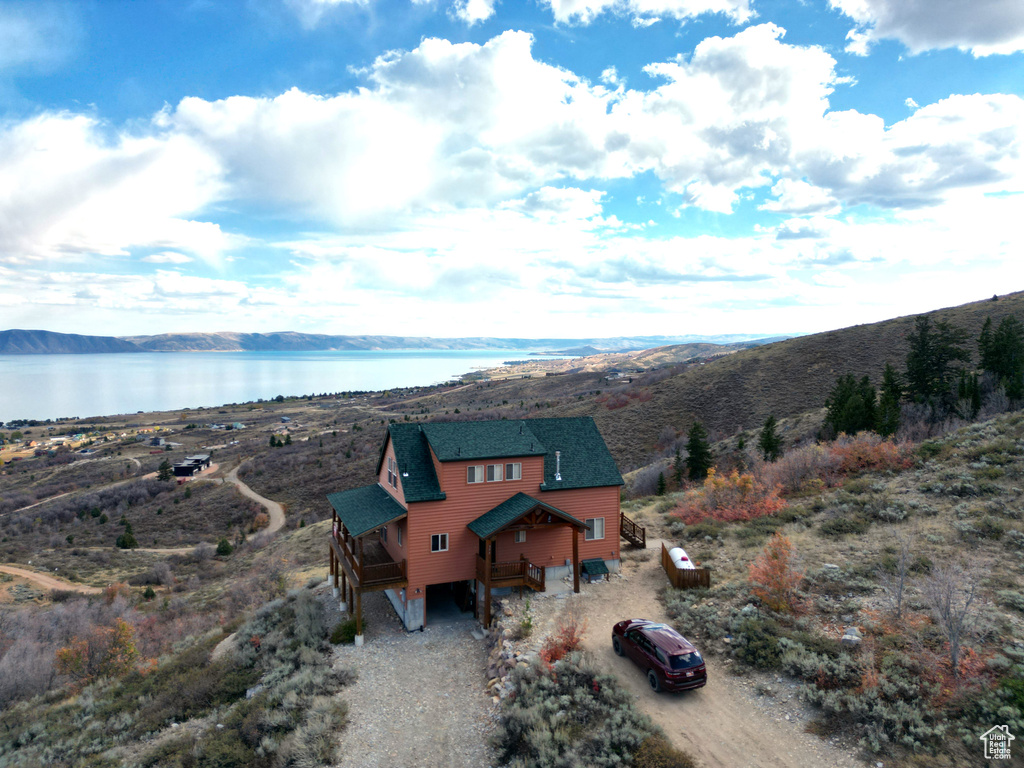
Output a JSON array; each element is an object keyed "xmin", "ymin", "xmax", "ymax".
[
  {"xmin": 541, "ymin": 0, "xmax": 752, "ymax": 26},
  {"xmin": 0, "ymin": 113, "xmax": 234, "ymax": 266},
  {"xmin": 905, "ymin": 97, "xmax": 918, "ymax": 109},
  {"xmin": 759, "ymin": 179, "xmax": 839, "ymax": 214},
  {"xmin": 0, "ymin": 2, "xmax": 81, "ymax": 71},
  {"xmin": 286, "ymin": 0, "xmax": 370, "ymax": 29},
  {"xmin": 450, "ymin": 0, "xmax": 497, "ymax": 24},
  {"xmin": 142, "ymin": 252, "xmax": 194, "ymax": 264},
  {"xmin": 830, "ymin": 0, "xmax": 1024, "ymax": 56}
]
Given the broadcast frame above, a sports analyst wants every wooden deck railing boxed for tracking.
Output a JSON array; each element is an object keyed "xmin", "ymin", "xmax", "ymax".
[
  {"xmin": 620, "ymin": 512, "xmax": 646, "ymax": 548},
  {"xmin": 333, "ymin": 530, "xmax": 407, "ymax": 590},
  {"xmin": 476, "ymin": 556, "xmax": 545, "ymax": 592}
]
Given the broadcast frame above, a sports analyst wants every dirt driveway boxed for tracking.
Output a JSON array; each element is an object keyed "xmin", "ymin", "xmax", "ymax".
[{"xmin": 576, "ymin": 539, "xmax": 863, "ymax": 768}]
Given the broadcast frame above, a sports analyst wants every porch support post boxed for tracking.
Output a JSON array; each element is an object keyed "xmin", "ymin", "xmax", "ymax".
[
  {"xmin": 354, "ymin": 587, "xmax": 363, "ymax": 646},
  {"xmin": 572, "ymin": 527, "xmax": 580, "ymax": 594},
  {"xmin": 484, "ymin": 535, "xmax": 493, "ymax": 628},
  {"xmin": 331, "ymin": 547, "xmax": 339, "ymax": 596},
  {"xmin": 358, "ymin": 536, "xmax": 364, "ymax": 583}
]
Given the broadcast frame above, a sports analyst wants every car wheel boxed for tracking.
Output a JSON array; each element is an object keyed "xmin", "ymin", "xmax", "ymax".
[
  {"xmin": 612, "ymin": 637, "xmax": 624, "ymax": 656},
  {"xmin": 647, "ymin": 670, "xmax": 661, "ymax": 692}
]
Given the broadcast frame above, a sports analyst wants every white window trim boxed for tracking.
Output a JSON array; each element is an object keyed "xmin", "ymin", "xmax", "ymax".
[
  {"xmin": 585, "ymin": 517, "xmax": 605, "ymax": 541},
  {"xmin": 486, "ymin": 464, "xmax": 503, "ymax": 482},
  {"xmin": 397, "ymin": 526, "xmax": 403, "ymax": 547},
  {"xmin": 431, "ymin": 533, "xmax": 449, "ymax": 552},
  {"xmin": 380, "ymin": 526, "xmax": 388, "ymax": 543},
  {"xmin": 505, "ymin": 462, "xmax": 522, "ymax": 481},
  {"xmin": 514, "ymin": 530, "xmax": 526, "ymax": 544},
  {"xmin": 467, "ymin": 465, "xmax": 484, "ymax": 484}
]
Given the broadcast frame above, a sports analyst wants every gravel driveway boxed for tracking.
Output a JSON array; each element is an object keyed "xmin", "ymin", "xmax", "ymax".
[{"xmin": 330, "ymin": 591, "xmax": 497, "ymax": 768}]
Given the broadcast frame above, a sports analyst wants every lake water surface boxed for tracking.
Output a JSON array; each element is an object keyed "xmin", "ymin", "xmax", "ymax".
[{"xmin": 0, "ymin": 350, "xmax": 551, "ymax": 423}]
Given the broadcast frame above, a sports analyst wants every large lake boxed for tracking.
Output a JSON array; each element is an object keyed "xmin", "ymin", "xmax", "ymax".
[{"xmin": 0, "ymin": 350, "xmax": 555, "ymax": 423}]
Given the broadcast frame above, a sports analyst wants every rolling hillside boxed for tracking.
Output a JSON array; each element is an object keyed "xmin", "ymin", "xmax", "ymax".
[{"xmin": 573, "ymin": 291, "xmax": 1024, "ymax": 468}]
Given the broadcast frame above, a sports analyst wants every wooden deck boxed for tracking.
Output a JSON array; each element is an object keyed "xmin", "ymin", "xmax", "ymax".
[
  {"xmin": 476, "ymin": 556, "xmax": 545, "ymax": 592},
  {"xmin": 331, "ymin": 531, "xmax": 408, "ymax": 592}
]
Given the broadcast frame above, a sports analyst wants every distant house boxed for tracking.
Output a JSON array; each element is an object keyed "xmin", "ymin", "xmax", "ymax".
[
  {"xmin": 280, "ymin": 416, "xmax": 292, "ymax": 423},
  {"xmin": 327, "ymin": 417, "xmax": 644, "ymax": 639},
  {"xmin": 173, "ymin": 454, "xmax": 212, "ymax": 477},
  {"xmin": 150, "ymin": 437, "xmax": 166, "ymax": 447}
]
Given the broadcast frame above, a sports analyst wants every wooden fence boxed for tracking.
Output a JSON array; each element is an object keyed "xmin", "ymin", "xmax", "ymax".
[{"xmin": 661, "ymin": 543, "xmax": 711, "ymax": 590}]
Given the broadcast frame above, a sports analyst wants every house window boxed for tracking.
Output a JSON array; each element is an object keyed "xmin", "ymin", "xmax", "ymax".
[
  {"xmin": 486, "ymin": 464, "xmax": 503, "ymax": 482},
  {"xmin": 431, "ymin": 533, "xmax": 449, "ymax": 552},
  {"xmin": 514, "ymin": 530, "xmax": 526, "ymax": 544},
  {"xmin": 505, "ymin": 462, "xmax": 522, "ymax": 481},
  {"xmin": 386, "ymin": 456, "xmax": 398, "ymax": 488},
  {"xmin": 397, "ymin": 526, "xmax": 403, "ymax": 547},
  {"xmin": 585, "ymin": 517, "xmax": 605, "ymax": 541},
  {"xmin": 467, "ymin": 465, "xmax": 484, "ymax": 484},
  {"xmin": 380, "ymin": 526, "xmax": 388, "ymax": 543}
]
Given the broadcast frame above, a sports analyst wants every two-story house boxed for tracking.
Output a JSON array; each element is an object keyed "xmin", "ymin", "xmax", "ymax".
[{"xmin": 327, "ymin": 417, "xmax": 632, "ymax": 638}]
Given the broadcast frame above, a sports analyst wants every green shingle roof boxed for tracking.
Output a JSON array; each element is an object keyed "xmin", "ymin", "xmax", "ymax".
[
  {"xmin": 526, "ymin": 417, "xmax": 625, "ymax": 491},
  {"xmin": 468, "ymin": 492, "xmax": 586, "ymax": 539},
  {"xmin": 371, "ymin": 417, "xmax": 622, "ymax": 503},
  {"xmin": 419, "ymin": 421, "xmax": 547, "ymax": 461},
  {"xmin": 377, "ymin": 423, "xmax": 445, "ymax": 503},
  {"xmin": 326, "ymin": 484, "xmax": 408, "ymax": 538}
]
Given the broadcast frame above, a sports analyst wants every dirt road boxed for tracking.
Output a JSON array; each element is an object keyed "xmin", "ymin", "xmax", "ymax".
[
  {"xmin": 578, "ymin": 539, "xmax": 862, "ymax": 768},
  {"xmin": 0, "ymin": 565, "xmax": 103, "ymax": 594}
]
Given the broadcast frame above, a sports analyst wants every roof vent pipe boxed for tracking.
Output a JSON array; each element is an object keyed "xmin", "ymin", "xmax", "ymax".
[{"xmin": 555, "ymin": 451, "xmax": 562, "ymax": 482}]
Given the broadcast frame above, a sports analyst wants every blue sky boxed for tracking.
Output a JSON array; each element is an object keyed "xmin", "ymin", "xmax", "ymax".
[{"xmin": 0, "ymin": 0, "xmax": 1022, "ymax": 340}]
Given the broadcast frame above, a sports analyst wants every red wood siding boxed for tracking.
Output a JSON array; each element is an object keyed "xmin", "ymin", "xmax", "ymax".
[
  {"xmin": 377, "ymin": 439, "xmax": 407, "ymax": 506},
  {"xmin": 404, "ymin": 457, "xmax": 620, "ymax": 593}
]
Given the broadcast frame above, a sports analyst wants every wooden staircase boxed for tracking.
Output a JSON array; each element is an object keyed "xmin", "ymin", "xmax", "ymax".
[{"xmin": 620, "ymin": 511, "xmax": 646, "ymax": 548}]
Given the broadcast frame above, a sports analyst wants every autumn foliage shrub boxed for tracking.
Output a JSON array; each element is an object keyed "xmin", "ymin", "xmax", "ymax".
[
  {"xmin": 830, "ymin": 432, "xmax": 915, "ymax": 475},
  {"xmin": 748, "ymin": 533, "xmax": 805, "ymax": 614},
  {"xmin": 55, "ymin": 617, "xmax": 141, "ymax": 686},
  {"xmin": 539, "ymin": 612, "xmax": 588, "ymax": 666},
  {"xmin": 671, "ymin": 469, "xmax": 787, "ymax": 525}
]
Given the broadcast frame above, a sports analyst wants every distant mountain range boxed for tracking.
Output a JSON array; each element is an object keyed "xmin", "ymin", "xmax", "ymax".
[{"xmin": 0, "ymin": 329, "xmax": 790, "ymax": 355}]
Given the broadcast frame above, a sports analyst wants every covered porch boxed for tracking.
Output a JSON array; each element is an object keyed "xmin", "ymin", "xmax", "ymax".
[
  {"xmin": 469, "ymin": 492, "xmax": 588, "ymax": 627},
  {"xmin": 327, "ymin": 485, "xmax": 408, "ymax": 644}
]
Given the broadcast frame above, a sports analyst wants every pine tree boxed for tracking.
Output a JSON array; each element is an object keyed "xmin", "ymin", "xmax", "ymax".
[
  {"xmin": 758, "ymin": 415, "xmax": 782, "ymax": 462},
  {"xmin": 116, "ymin": 521, "xmax": 138, "ymax": 550},
  {"xmin": 876, "ymin": 363, "xmax": 903, "ymax": 438},
  {"xmin": 978, "ymin": 317, "xmax": 996, "ymax": 371},
  {"xmin": 983, "ymin": 316, "xmax": 1024, "ymax": 401},
  {"xmin": 656, "ymin": 472, "xmax": 666, "ymax": 496},
  {"xmin": 904, "ymin": 314, "xmax": 969, "ymax": 405},
  {"xmin": 823, "ymin": 374, "xmax": 877, "ymax": 437},
  {"xmin": 673, "ymin": 448, "xmax": 683, "ymax": 486},
  {"xmin": 685, "ymin": 421, "xmax": 713, "ymax": 482},
  {"xmin": 157, "ymin": 459, "xmax": 172, "ymax": 482}
]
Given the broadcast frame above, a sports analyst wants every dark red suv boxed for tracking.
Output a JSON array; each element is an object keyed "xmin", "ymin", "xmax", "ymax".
[{"xmin": 612, "ymin": 619, "xmax": 707, "ymax": 692}]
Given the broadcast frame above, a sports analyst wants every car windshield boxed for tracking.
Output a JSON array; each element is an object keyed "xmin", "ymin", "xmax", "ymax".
[{"xmin": 668, "ymin": 651, "xmax": 703, "ymax": 670}]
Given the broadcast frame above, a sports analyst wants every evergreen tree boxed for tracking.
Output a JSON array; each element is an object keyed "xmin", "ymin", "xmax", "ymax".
[
  {"xmin": 672, "ymin": 448, "xmax": 683, "ymax": 486},
  {"xmin": 758, "ymin": 415, "xmax": 783, "ymax": 462},
  {"xmin": 116, "ymin": 521, "xmax": 138, "ymax": 550},
  {"xmin": 284, "ymin": 433, "xmax": 292, "ymax": 445},
  {"xmin": 656, "ymin": 472, "xmax": 666, "ymax": 495},
  {"xmin": 983, "ymin": 316, "xmax": 1024, "ymax": 401},
  {"xmin": 978, "ymin": 317, "xmax": 996, "ymax": 371},
  {"xmin": 904, "ymin": 315, "xmax": 969, "ymax": 405},
  {"xmin": 685, "ymin": 421, "xmax": 713, "ymax": 482},
  {"xmin": 216, "ymin": 538, "xmax": 234, "ymax": 557},
  {"xmin": 823, "ymin": 374, "xmax": 877, "ymax": 436},
  {"xmin": 157, "ymin": 459, "xmax": 173, "ymax": 482},
  {"xmin": 956, "ymin": 371, "xmax": 981, "ymax": 419},
  {"xmin": 876, "ymin": 363, "xmax": 903, "ymax": 438}
]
